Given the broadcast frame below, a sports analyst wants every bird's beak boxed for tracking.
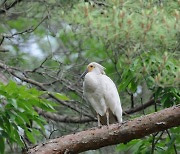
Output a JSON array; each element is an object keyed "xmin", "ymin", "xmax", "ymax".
[{"xmin": 80, "ymin": 69, "xmax": 88, "ymax": 79}]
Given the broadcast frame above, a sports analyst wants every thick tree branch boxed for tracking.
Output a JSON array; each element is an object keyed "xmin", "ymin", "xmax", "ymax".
[{"xmin": 27, "ymin": 105, "xmax": 180, "ymax": 154}]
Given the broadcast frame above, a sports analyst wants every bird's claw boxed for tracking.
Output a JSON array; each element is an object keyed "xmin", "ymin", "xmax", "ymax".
[{"xmin": 98, "ymin": 125, "xmax": 102, "ymax": 128}]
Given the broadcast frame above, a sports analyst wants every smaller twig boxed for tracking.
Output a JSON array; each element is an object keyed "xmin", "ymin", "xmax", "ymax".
[
  {"xmin": 0, "ymin": 36, "xmax": 4, "ymax": 46},
  {"xmin": 32, "ymin": 55, "xmax": 51, "ymax": 72},
  {"xmin": 85, "ymin": 0, "xmax": 111, "ymax": 7},
  {"xmin": 1, "ymin": 15, "xmax": 48, "ymax": 41},
  {"xmin": 0, "ymin": 0, "xmax": 8, "ymax": 8},
  {"xmin": 20, "ymin": 135, "xmax": 29, "ymax": 151},
  {"xmin": 123, "ymin": 99, "xmax": 157, "ymax": 115},
  {"xmin": 140, "ymin": 97, "xmax": 145, "ymax": 115},
  {"xmin": 166, "ymin": 129, "xmax": 178, "ymax": 154},
  {"xmin": 154, "ymin": 131, "xmax": 164, "ymax": 145},
  {"xmin": 154, "ymin": 93, "xmax": 157, "ymax": 112},
  {"xmin": 151, "ymin": 134, "xmax": 156, "ymax": 154},
  {"xmin": 131, "ymin": 93, "xmax": 134, "ymax": 108},
  {"xmin": 49, "ymin": 129, "xmax": 60, "ymax": 139},
  {"xmin": 151, "ymin": 132, "xmax": 159, "ymax": 154},
  {"xmin": 0, "ymin": 0, "xmax": 23, "ymax": 14}
]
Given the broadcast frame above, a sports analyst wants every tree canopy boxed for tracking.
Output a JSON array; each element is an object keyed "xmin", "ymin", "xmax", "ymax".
[{"xmin": 0, "ymin": 0, "xmax": 179, "ymax": 154}]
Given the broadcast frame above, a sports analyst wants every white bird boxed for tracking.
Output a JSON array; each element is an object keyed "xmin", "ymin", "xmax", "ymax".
[{"xmin": 81, "ymin": 62, "xmax": 122, "ymax": 127}]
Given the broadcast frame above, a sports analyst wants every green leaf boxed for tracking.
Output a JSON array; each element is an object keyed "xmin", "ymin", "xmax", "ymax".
[
  {"xmin": 34, "ymin": 117, "xmax": 46, "ymax": 132},
  {"xmin": 13, "ymin": 128, "xmax": 24, "ymax": 147},
  {"xmin": 8, "ymin": 99, "xmax": 18, "ymax": 109},
  {"xmin": 0, "ymin": 80, "xmax": 57, "ymax": 150},
  {"xmin": 119, "ymin": 74, "xmax": 134, "ymax": 91},
  {"xmin": 128, "ymin": 80, "xmax": 137, "ymax": 93},
  {"xmin": 167, "ymin": 135, "xmax": 176, "ymax": 149},
  {"xmin": 0, "ymin": 137, "xmax": 5, "ymax": 154},
  {"xmin": 116, "ymin": 139, "xmax": 142, "ymax": 151},
  {"xmin": 52, "ymin": 92, "xmax": 70, "ymax": 101},
  {"xmin": 25, "ymin": 129, "xmax": 36, "ymax": 144}
]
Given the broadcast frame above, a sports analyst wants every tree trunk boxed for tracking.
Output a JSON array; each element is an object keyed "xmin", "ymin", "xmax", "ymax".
[{"xmin": 27, "ymin": 105, "xmax": 180, "ymax": 154}]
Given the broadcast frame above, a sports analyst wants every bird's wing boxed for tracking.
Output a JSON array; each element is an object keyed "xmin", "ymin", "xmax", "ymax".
[
  {"xmin": 84, "ymin": 90, "xmax": 107, "ymax": 116},
  {"xmin": 100, "ymin": 75, "xmax": 123, "ymax": 122},
  {"xmin": 83, "ymin": 73, "xmax": 107, "ymax": 116}
]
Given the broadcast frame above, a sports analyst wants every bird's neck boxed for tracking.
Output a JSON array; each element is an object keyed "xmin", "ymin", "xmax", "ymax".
[{"xmin": 91, "ymin": 69, "xmax": 104, "ymax": 75}]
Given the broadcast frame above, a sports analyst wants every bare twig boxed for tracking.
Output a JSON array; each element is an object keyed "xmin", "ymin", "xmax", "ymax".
[
  {"xmin": 123, "ymin": 99, "xmax": 157, "ymax": 115},
  {"xmin": 0, "ymin": 15, "xmax": 48, "ymax": 45},
  {"xmin": 0, "ymin": 62, "xmax": 93, "ymax": 119},
  {"xmin": 151, "ymin": 132, "xmax": 159, "ymax": 154},
  {"xmin": 0, "ymin": 0, "xmax": 23, "ymax": 14},
  {"xmin": 166, "ymin": 129, "xmax": 178, "ymax": 154},
  {"xmin": 0, "ymin": 62, "xmax": 158, "ymax": 124},
  {"xmin": 36, "ymin": 98, "xmax": 157, "ymax": 123}
]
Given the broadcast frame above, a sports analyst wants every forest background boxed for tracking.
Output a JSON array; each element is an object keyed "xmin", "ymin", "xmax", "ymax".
[{"xmin": 0, "ymin": 0, "xmax": 180, "ymax": 153}]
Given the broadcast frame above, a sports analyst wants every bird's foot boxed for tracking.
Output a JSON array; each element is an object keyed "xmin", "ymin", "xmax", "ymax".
[
  {"xmin": 98, "ymin": 124, "xmax": 102, "ymax": 128},
  {"xmin": 106, "ymin": 123, "xmax": 110, "ymax": 129}
]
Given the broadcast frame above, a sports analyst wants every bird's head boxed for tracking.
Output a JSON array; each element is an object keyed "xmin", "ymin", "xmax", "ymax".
[{"xmin": 81, "ymin": 62, "xmax": 105, "ymax": 78}]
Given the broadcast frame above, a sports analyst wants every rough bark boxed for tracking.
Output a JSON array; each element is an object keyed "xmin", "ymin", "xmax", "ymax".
[{"xmin": 27, "ymin": 105, "xmax": 180, "ymax": 154}]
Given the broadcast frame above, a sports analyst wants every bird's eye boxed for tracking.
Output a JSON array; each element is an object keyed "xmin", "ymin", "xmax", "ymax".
[{"xmin": 90, "ymin": 65, "xmax": 93, "ymax": 68}]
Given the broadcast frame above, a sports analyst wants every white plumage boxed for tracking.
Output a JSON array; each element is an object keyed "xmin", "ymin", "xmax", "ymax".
[{"xmin": 82, "ymin": 62, "xmax": 122, "ymax": 126}]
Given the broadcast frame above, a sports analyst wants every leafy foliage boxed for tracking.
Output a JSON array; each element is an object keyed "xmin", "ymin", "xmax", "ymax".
[
  {"xmin": 119, "ymin": 51, "xmax": 180, "ymax": 107},
  {"xmin": 0, "ymin": 81, "xmax": 55, "ymax": 153},
  {"xmin": 117, "ymin": 127, "xmax": 180, "ymax": 154}
]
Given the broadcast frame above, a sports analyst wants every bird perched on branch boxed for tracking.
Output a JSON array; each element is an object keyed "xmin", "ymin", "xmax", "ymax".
[{"xmin": 81, "ymin": 62, "xmax": 122, "ymax": 127}]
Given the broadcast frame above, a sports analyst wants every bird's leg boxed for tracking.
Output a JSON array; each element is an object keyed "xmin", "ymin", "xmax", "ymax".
[
  {"xmin": 106, "ymin": 109, "xmax": 109, "ymax": 127},
  {"xmin": 97, "ymin": 114, "xmax": 101, "ymax": 128}
]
